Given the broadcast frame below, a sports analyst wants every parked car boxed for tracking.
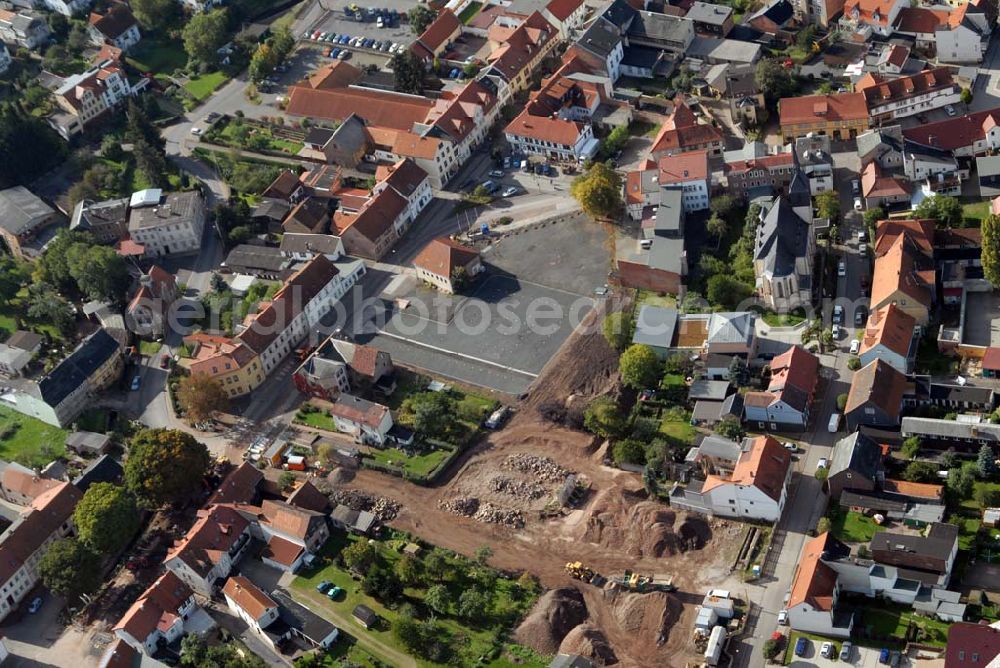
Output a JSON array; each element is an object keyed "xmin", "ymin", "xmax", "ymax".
[
  {"xmin": 338, "ymin": 50, "xmax": 350, "ymax": 59},
  {"xmin": 449, "ymin": 68, "xmax": 460, "ymax": 78},
  {"xmin": 854, "ymin": 197, "xmax": 863, "ymax": 210},
  {"xmin": 777, "ymin": 609, "xmax": 789, "ymax": 624},
  {"xmin": 850, "ymin": 339, "xmax": 860, "ymax": 355},
  {"xmin": 855, "ymin": 306, "xmax": 868, "ymax": 326},
  {"xmin": 594, "ymin": 284, "xmax": 609, "ymax": 296},
  {"xmin": 828, "ymin": 413, "xmax": 841, "ymax": 433},
  {"xmin": 838, "ymin": 260, "xmax": 846, "ymax": 277},
  {"xmin": 190, "ymin": 126, "xmax": 203, "ymax": 136},
  {"xmin": 489, "ymin": 169, "xmax": 504, "ymax": 177},
  {"xmin": 840, "ymin": 641, "xmax": 853, "ymax": 661},
  {"xmin": 482, "ymin": 180, "xmax": 499, "ymax": 194},
  {"xmin": 832, "ymin": 324, "xmax": 841, "ymax": 339},
  {"xmin": 879, "ymin": 648, "xmax": 891, "ymax": 664},
  {"xmin": 316, "ymin": 580, "xmax": 332, "ymax": 593},
  {"xmin": 331, "ymin": 48, "xmax": 341, "ymax": 58},
  {"xmin": 782, "ymin": 443, "xmax": 797, "ymax": 453},
  {"xmin": 832, "ymin": 304, "xmax": 844, "ymax": 324},
  {"xmin": 28, "ymin": 597, "xmax": 42, "ymax": 614},
  {"xmin": 859, "ymin": 242, "xmax": 868, "ymax": 256},
  {"xmin": 945, "ymin": 104, "xmax": 957, "ymax": 116},
  {"xmin": 501, "ymin": 186, "xmax": 520, "ymax": 197},
  {"xmin": 794, "ymin": 636, "xmax": 808, "ymax": 657},
  {"xmin": 327, "ymin": 585, "xmax": 343, "ymax": 598},
  {"xmin": 131, "ymin": 375, "xmax": 141, "ymax": 391},
  {"xmin": 817, "ymin": 457, "xmax": 830, "ymax": 469}
]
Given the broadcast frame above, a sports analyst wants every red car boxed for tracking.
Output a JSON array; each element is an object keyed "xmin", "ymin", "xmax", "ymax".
[{"xmin": 159, "ymin": 354, "xmax": 170, "ymax": 369}]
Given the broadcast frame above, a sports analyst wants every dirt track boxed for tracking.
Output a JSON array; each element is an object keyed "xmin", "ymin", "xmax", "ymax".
[{"xmin": 340, "ymin": 296, "xmax": 744, "ymax": 666}]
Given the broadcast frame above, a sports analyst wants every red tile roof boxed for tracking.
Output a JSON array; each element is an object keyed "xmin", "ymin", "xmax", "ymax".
[
  {"xmin": 860, "ymin": 304, "xmax": 916, "ymax": 358},
  {"xmin": 0, "ymin": 482, "xmax": 80, "ymax": 584},
  {"xmin": 413, "ymin": 237, "xmax": 480, "ymax": 278},
  {"xmin": 983, "ymin": 347, "xmax": 1000, "ymax": 371},
  {"xmin": 651, "ymin": 96, "xmax": 724, "ymax": 154},
  {"xmin": 286, "ymin": 84, "xmax": 434, "ymax": 131},
  {"xmin": 1, "ymin": 467, "xmax": 60, "ymax": 502},
  {"xmin": 779, "ymin": 92, "xmax": 868, "ymax": 127},
  {"xmin": 789, "ymin": 532, "xmax": 839, "ymax": 610},
  {"xmin": 861, "ymin": 161, "xmax": 910, "ymax": 199},
  {"xmin": 546, "ymin": 0, "xmax": 584, "ymax": 21},
  {"xmin": 945, "ymin": 622, "xmax": 1000, "ymax": 667},
  {"xmin": 858, "ymin": 68, "xmax": 955, "ymax": 109},
  {"xmin": 844, "ymin": 0, "xmax": 899, "ymax": 26},
  {"xmin": 882, "ymin": 478, "xmax": 943, "ymax": 501},
  {"xmin": 417, "ymin": 8, "xmax": 462, "ymax": 53},
  {"xmin": 893, "ymin": 6, "xmax": 948, "ymax": 32},
  {"xmin": 223, "ymin": 575, "xmax": 277, "ymax": 619},
  {"xmin": 208, "ymin": 461, "xmax": 264, "ymax": 506},
  {"xmin": 874, "ymin": 218, "xmax": 935, "ymax": 256},
  {"xmin": 871, "ymin": 233, "xmax": 934, "ymax": 312},
  {"xmin": 334, "ymin": 187, "xmax": 407, "ymax": 244},
  {"xmin": 902, "ymin": 107, "xmax": 1000, "ymax": 151},
  {"xmin": 506, "ymin": 110, "xmax": 586, "ymax": 147},
  {"xmin": 702, "ymin": 435, "xmax": 791, "ymax": 501},
  {"xmin": 114, "ymin": 571, "xmax": 193, "ymax": 643},
  {"xmin": 262, "ymin": 534, "xmax": 304, "ymax": 567},
  {"xmin": 165, "ymin": 504, "xmax": 251, "ymax": 577},
  {"xmin": 376, "ymin": 158, "xmax": 428, "ymax": 199},
  {"xmin": 723, "ymin": 152, "xmax": 795, "ymax": 175},
  {"xmin": 88, "ymin": 5, "xmax": 136, "ymax": 39},
  {"xmin": 658, "ymin": 150, "xmax": 710, "ymax": 184}
]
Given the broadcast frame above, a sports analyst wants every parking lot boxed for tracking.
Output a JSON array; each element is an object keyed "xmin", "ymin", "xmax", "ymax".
[
  {"xmin": 300, "ymin": 3, "xmax": 417, "ymax": 60},
  {"xmin": 358, "ymin": 215, "xmax": 610, "ymax": 394},
  {"xmin": 788, "ymin": 639, "xmax": 910, "ymax": 668}
]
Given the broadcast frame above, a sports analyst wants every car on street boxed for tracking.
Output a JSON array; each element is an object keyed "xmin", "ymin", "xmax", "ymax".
[
  {"xmin": 130, "ymin": 375, "xmax": 141, "ymax": 391},
  {"xmin": 777, "ymin": 609, "xmax": 788, "ymax": 624},
  {"xmin": 945, "ymin": 104, "xmax": 957, "ymax": 116},
  {"xmin": 854, "ymin": 197, "xmax": 863, "ymax": 210},
  {"xmin": 850, "ymin": 339, "xmax": 860, "ymax": 355},
  {"xmin": 828, "ymin": 413, "xmax": 841, "ymax": 432},
  {"xmin": 190, "ymin": 127, "xmax": 203, "ymax": 135},
  {"xmin": 489, "ymin": 169, "xmax": 504, "ymax": 177},
  {"xmin": 482, "ymin": 180, "xmax": 499, "ymax": 194},
  {"xmin": 817, "ymin": 457, "xmax": 830, "ymax": 469},
  {"xmin": 880, "ymin": 648, "xmax": 891, "ymax": 664},
  {"xmin": 855, "ymin": 306, "xmax": 868, "ymax": 326},
  {"xmin": 838, "ymin": 260, "xmax": 846, "ymax": 277},
  {"xmin": 858, "ymin": 229, "xmax": 867, "ymax": 242},
  {"xmin": 831, "ymin": 324, "xmax": 840, "ymax": 339},
  {"xmin": 501, "ymin": 186, "xmax": 520, "ymax": 197},
  {"xmin": 594, "ymin": 285, "xmax": 609, "ymax": 296},
  {"xmin": 205, "ymin": 112, "xmax": 220, "ymax": 122},
  {"xmin": 840, "ymin": 641, "xmax": 853, "ymax": 661},
  {"xmin": 859, "ymin": 242, "xmax": 867, "ymax": 256},
  {"xmin": 316, "ymin": 580, "xmax": 332, "ymax": 593},
  {"xmin": 28, "ymin": 596, "xmax": 42, "ymax": 614},
  {"xmin": 821, "ymin": 642, "xmax": 835, "ymax": 659},
  {"xmin": 851, "ymin": 179, "xmax": 859, "ymax": 195},
  {"xmin": 833, "ymin": 304, "xmax": 844, "ymax": 323},
  {"xmin": 338, "ymin": 50, "xmax": 350, "ymax": 59},
  {"xmin": 795, "ymin": 636, "xmax": 808, "ymax": 657}
]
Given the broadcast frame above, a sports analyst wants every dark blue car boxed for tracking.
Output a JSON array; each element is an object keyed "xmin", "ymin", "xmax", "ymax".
[
  {"xmin": 794, "ymin": 637, "xmax": 808, "ymax": 657},
  {"xmin": 880, "ymin": 648, "xmax": 891, "ymax": 664}
]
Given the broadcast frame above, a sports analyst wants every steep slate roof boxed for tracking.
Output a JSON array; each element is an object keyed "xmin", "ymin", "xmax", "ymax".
[
  {"xmin": 37, "ymin": 329, "xmax": 120, "ymax": 408},
  {"xmin": 754, "ymin": 197, "xmax": 810, "ymax": 279},
  {"xmin": 413, "ymin": 237, "xmax": 479, "ymax": 279},
  {"xmin": 829, "ymin": 431, "xmax": 882, "ymax": 480},
  {"xmin": 860, "ymin": 304, "xmax": 916, "ymax": 358},
  {"xmin": 870, "ymin": 522, "xmax": 958, "ymax": 569},
  {"xmin": 845, "ymin": 359, "xmax": 908, "ymax": 419}
]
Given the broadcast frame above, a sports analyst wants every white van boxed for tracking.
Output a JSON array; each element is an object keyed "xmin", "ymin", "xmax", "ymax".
[{"xmin": 828, "ymin": 413, "xmax": 841, "ymax": 433}]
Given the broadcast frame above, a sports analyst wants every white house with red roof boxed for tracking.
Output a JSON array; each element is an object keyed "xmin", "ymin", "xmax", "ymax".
[
  {"xmin": 114, "ymin": 571, "xmax": 203, "ymax": 655},
  {"xmin": 222, "ymin": 576, "xmax": 280, "ymax": 639},
  {"xmin": 49, "ymin": 58, "xmax": 146, "ymax": 139},
  {"xmin": 126, "ymin": 265, "xmax": 177, "ymax": 339},
  {"xmin": 164, "ymin": 504, "xmax": 254, "ymax": 596},
  {"xmin": 542, "ymin": 0, "xmax": 588, "ymax": 37},
  {"xmin": 413, "ymin": 237, "xmax": 483, "ymax": 293},
  {"xmin": 902, "ymin": 107, "xmax": 1000, "ymax": 158},
  {"xmin": 839, "ymin": 0, "xmax": 908, "ymax": 37},
  {"xmin": 657, "ymin": 150, "xmax": 711, "ymax": 212},
  {"xmin": 326, "ymin": 393, "xmax": 394, "ymax": 446},
  {"xmin": 87, "ymin": 4, "xmax": 141, "ymax": 52},
  {"xmin": 743, "ymin": 345, "xmax": 819, "ymax": 430},
  {"xmin": 650, "ymin": 96, "xmax": 724, "ymax": 159}
]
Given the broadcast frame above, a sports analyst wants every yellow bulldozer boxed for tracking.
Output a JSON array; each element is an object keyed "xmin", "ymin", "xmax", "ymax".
[{"xmin": 565, "ymin": 561, "xmax": 596, "ymax": 582}]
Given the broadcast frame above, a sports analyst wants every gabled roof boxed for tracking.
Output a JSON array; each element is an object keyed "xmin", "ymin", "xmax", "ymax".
[
  {"xmin": 417, "ymin": 8, "xmax": 461, "ymax": 53},
  {"xmin": 893, "ymin": 6, "xmax": 948, "ymax": 33},
  {"xmin": 860, "ymin": 304, "xmax": 916, "ymax": 358},
  {"xmin": 945, "ymin": 622, "xmax": 1000, "ymax": 668},
  {"xmin": 329, "ymin": 393, "xmax": 390, "ymax": 428},
  {"xmin": 260, "ymin": 498, "xmax": 326, "ymax": 540},
  {"xmin": 286, "ymin": 480, "xmax": 330, "ymax": 513},
  {"xmin": 861, "ymin": 161, "xmax": 910, "ymax": 199},
  {"xmin": 0, "ymin": 482, "xmax": 81, "ymax": 584},
  {"xmin": 223, "ymin": 575, "xmax": 277, "ymax": 620},
  {"xmin": 902, "ymin": 107, "xmax": 1000, "ymax": 151},
  {"xmin": 845, "ymin": 358, "xmax": 908, "ymax": 420},
  {"xmin": 166, "ymin": 504, "xmax": 251, "ymax": 577},
  {"xmin": 870, "ymin": 522, "xmax": 958, "ymax": 569},
  {"xmin": 375, "ymin": 159, "xmax": 428, "ymax": 199},
  {"xmin": 874, "ymin": 218, "xmax": 934, "ymax": 256},
  {"xmin": 650, "ymin": 96, "xmax": 723, "ymax": 153},
  {"xmin": 658, "ymin": 150, "xmax": 709, "ymax": 184},
  {"xmin": 766, "ymin": 345, "xmax": 819, "ymax": 411},
  {"xmin": 413, "ymin": 237, "xmax": 480, "ymax": 279},
  {"xmin": 871, "ymin": 233, "xmax": 933, "ymax": 311},
  {"xmin": 1, "ymin": 465, "xmax": 60, "ymax": 502},
  {"xmin": 844, "ymin": 0, "xmax": 899, "ymax": 26},
  {"xmin": 88, "ymin": 5, "xmax": 136, "ymax": 40},
  {"xmin": 701, "ymin": 435, "xmax": 791, "ymax": 502},
  {"xmin": 208, "ymin": 462, "xmax": 264, "ymax": 506},
  {"xmin": 779, "ymin": 93, "xmax": 868, "ymax": 127},
  {"xmin": 333, "ymin": 187, "xmax": 407, "ymax": 244},
  {"xmin": 829, "ymin": 431, "xmax": 882, "ymax": 480},
  {"xmin": 115, "ymin": 570, "xmax": 193, "ymax": 643},
  {"xmin": 788, "ymin": 532, "xmax": 845, "ymax": 610},
  {"xmin": 546, "ymin": 0, "xmax": 585, "ymax": 21},
  {"xmin": 754, "ymin": 196, "xmax": 810, "ymax": 279},
  {"xmin": 37, "ymin": 329, "xmax": 121, "ymax": 408},
  {"xmin": 857, "ymin": 68, "xmax": 955, "ymax": 109}
]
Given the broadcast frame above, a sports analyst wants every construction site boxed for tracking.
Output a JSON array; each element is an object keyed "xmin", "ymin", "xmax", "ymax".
[{"xmin": 331, "ymin": 297, "xmax": 755, "ymax": 666}]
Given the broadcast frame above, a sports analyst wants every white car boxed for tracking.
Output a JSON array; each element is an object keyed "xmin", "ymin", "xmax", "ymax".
[
  {"xmin": 854, "ymin": 197, "xmax": 863, "ymax": 210},
  {"xmin": 859, "ymin": 242, "xmax": 868, "ymax": 256},
  {"xmin": 821, "ymin": 642, "xmax": 835, "ymax": 659},
  {"xmin": 782, "ymin": 442, "xmax": 797, "ymax": 452},
  {"xmin": 501, "ymin": 186, "xmax": 520, "ymax": 197},
  {"xmin": 190, "ymin": 127, "xmax": 203, "ymax": 135},
  {"xmin": 945, "ymin": 104, "xmax": 957, "ymax": 116},
  {"xmin": 777, "ymin": 609, "xmax": 789, "ymax": 625},
  {"xmin": 850, "ymin": 338, "xmax": 860, "ymax": 355},
  {"xmin": 817, "ymin": 457, "xmax": 830, "ymax": 469},
  {"xmin": 838, "ymin": 261, "xmax": 846, "ymax": 277},
  {"xmin": 832, "ymin": 324, "xmax": 841, "ymax": 339}
]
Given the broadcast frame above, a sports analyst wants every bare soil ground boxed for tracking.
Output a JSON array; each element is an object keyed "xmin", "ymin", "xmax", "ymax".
[{"xmin": 339, "ymin": 297, "xmax": 747, "ymax": 666}]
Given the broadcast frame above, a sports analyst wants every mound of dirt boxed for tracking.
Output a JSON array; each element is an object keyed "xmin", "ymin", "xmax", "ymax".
[
  {"xmin": 515, "ymin": 587, "xmax": 589, "ymax": 655},
  {"xmin": 577, "ymin": 490, "xmax": 693, "ymax": 558},
  {"xmin": 327, "ymin": 468, "xmax": 355, "ymax": 485},
  {"xmin": 609, "ymin": 590, "xmax": 682, "ymax": 644},
  {"xmin": 558, "ymin": 623, "xmax": 618, "ymax": 666}
]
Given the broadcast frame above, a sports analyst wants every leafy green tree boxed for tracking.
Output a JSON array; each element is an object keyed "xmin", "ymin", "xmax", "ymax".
[
  {"xmin": 612, "ymin": 439, "xmax": 646, "ymax": 466},
  {"xmin": 901, "ymin": 436, "xmax": 921, "ymax": 459},
  {"xmin": 474, "ymin": 545, "xmax": 493, "ymax": 565},
  {"xmin": 708, "ymin": 213, "xmax": 728, "ymax": 239},
  {"xmin": 815, "ymin": 191, "xmax": 840, "ymax": 222},
  {"xmin": 425, "ymin": 583, "xmax": 451, "ymax": 613},
  {"xmin": 67, "ymin": 24, "xmax": 89, "ymax": 53},
  {"xmin": 975, "ymin": 485, "xmax": 1000, "ymax": 509},
  {"xmin": 391, "ymin": 50, "xmax": 426, "ymax": 95},
  {"xmin": 26, "ymin": 284, "xmax": 75, "ymax": 336},
  {"xmin": 618, "ymin": 344, "xmax": 662, "ymax": 389},
  {"xmin": 570, "ymin": 162, "xmax": 623, "ymax": 220},
  {"xmin": 764, "ymin": 638, "xmax": 781, "ymax": 659},
  {"xmin": 903, "ymin": 461, "xmax": 940, "ymax": 483},
  {"xmin": 278, "ymin": 471, "xmax": 296, "ymax": 492},
  {"xmin": 182, "ymin": 9, "xmax": 229, "ymax": 67},
  {"xmin": 601, "ymin": 124, "xmax": 629, "ymax": 158},
  {"xmin": 457, "ymin": 587, "xmax": 489, "ymax": 622},
  {"xmin": 816, "ymin": 516, "xmax": 832, "ymax": 534},
  {"xmin": 134, "ymin": 139, "xmax": 167, "ymax": 187},
  {"xmin": 983, "ymin": 214, "xmax": 1000, "ymax": 288},
  {"xmin": 67, "ymin": 244, "xmax": 130, "ymax": 304},
  {"xmin": 38, "ymin": 538, "xmax": 100, "ymax": 598},
  {"xmin": 0, "ymin": 256, "xmax": 30, "ymax": 307},
  {"xmin": 249, "ymin": 43, "xmax": 279, "ymax": 83},
  {"xmin": 948, "ymin": 463, "xmax": 977, "ymax": 498},
  {"xmin": 863, "ymin": 206, "xmax": 885, "ymax": 228},
  {"xmin": 362, "ymin": 566, "xmax": 403, "ymax": 602},
  {"xmin": 715, "ymin": 416, "xmax": 744, "ymax": 441},
  {"xmin": 961, "ymin": 87, "xmax": 973, "ymax": 105},
  {"xmin": 602, "ymin": 311, "xmax": 633, "ymax": 351},
  {"xmin": 125, "ymin": 98, "xmax": 165, "ymax": 152},
  {"xmin": 395, "ymin": 554, "xmax": 424, "ymax": 586},
  {"xmin": 796, "ymin": 25, "xmax": 816, "ymax": 50},
  {"xmin": 132, "ymin": 0, "xmax": 177, "ymax": 30},
  {"xmin": 978, "ymin": 444, "xmax": 998, "ymax": 479},
  {"xmin": 177, "ymin": 373, "xmax": 229, "ymax": 424},
  {"xmin": 710, "ymin": 195, "xmax": 736, "ymax": 219},
  {"xmin": 583, "ymin": 396, "xmax": 625, "ymax": 438},
  {"xmin": 342, "ymin": 540, "xmax": 378, "ymax": 574},
  {"xmin": 0, "ymin": 103, "xmax": 67, "ymax": 188},
  {"xmin": 124, "ymin": 429, "xmax": 211, "ymax": 509},
  {"xmin": 914, "ymin": 194, "xmax": 963, "ymax": 228},
  {"xmin": 815, "ymin": 467, "xmax": 829, "ymax": 482},
  {"xmin": 423, "ymin": 549, "xmax": 448, "ymax": 579},
  {"xmin": 270, "ymin": 26, "xmax": 295, "ymax": 59},
  {"xmin": 181, "ymin": 636, "xmax": 267, "ymax": 668},
  {"xmin": 409, "ymin": 5, "xmax": 437, "ymax": 34},
  {"xmin": 74, "ymin": 483, "xmax": 141, "ymax": 554},
  {"xmin": 836, "ymin": 393, "xmax": 848, "ymax": 411},
  {"xmin": 663, "ymin": 352, "xmax": 694, "ymax": 375},
  {"xmin": 707, "ymin": 274, "xmax": 753, "ymax": 310},
  {"xmin": 400, "ymin": 391, "xmax": 456, "ymax": 438},
  {"xmin": 755, "ymin": 59, "xmax": 797, "ymax": 106}
]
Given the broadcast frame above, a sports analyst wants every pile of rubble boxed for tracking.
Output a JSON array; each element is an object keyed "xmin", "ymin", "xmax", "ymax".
[
  {"xmin": 503, "ymin": 453, "xmax": 571, "ymax": 483},
  {"xmin": 330, "ymin": 489, "xmax": 401, "ymax": 521},
  {"xmin": 438, "ymin": 497, "xmax": 524, "ymax": 527},
  {"xmin": 490, "ymin": 475, "xmax": 546, "ymax": 499}
]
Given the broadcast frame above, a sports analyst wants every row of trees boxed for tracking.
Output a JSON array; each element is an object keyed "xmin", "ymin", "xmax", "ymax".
[
  {"xmin": 39, "ymin": 429, "xmax": 211, "ymax": 600},
  {"xmin": 248, "ymin": 27, "xmax": 295, "ymax": 84}
]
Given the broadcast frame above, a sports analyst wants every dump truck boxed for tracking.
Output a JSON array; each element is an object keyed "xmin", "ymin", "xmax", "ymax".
[
  {"xmin": 610, "ymin": 570, "xmax": 676, "ymax": 592},
  {"xmin": 565, "ymin": 561, "xmax": 596, "ymax": 582}
]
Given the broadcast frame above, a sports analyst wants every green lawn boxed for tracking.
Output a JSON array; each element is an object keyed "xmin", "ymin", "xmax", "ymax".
[
  {"xmin": 184, "ymin": 70, "xmax": 228, "ymax": 101},
  {"xmin": 292, "ymin": 532, "xmax": 545, "ymax": 668},
  {"xmin": 962, "ymin": 481, "xmax": 1000, "ymax": 511},
  {"xmin": 962, "ymin": 200, "xmax": 991, "ymax": 226},
  {"xmin": 830, "ymin": 509, "xmax": 883, "ymax": 543},
  {"xmin": 660, "ymin": 419, "xmax": 695, "ymax": 445},
  {"xmin": 0, "ymin": 405, "xmax": 68, "ymax": 468},
  {"xmin": 212, "ymin": 121, "xmax": 302, "ymax": 155},
  {"xmin": 367, "ymin": 447, "xmax": 453, "ymax": 478},
  {"xmin": 75, "ymin": 409, "xmax": 108, "ymax": 433},
  {"xmin": 457, "ymin": 1, "xmax": 482, "ymax": 23},
  {"xmin": 859, "ymin": 604, "xmax": 949, "ymax": 647},
  {"xmin": 126, "ymin": 36, "xmax": 187, "ymax": 76},
  {"xmin": 295, "ymin": 406, "xmax": 338, "ymax": 431},
  {"xmin": 637, "ymin": 289, "xmax": 676, "ymax": 309},
  {"xmin": 138, "ymin": 340, "xmax": 162, "ymax": 356},
  {"xmin": 958, "ymin": 517, "xmax": 983, "ymax": 551},
  {"xmin": 761, "ymin": 311, "xmax": 807, "ymax": 327}
]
